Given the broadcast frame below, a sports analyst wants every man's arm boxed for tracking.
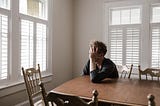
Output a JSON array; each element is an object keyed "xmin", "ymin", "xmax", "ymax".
[
  {"xmin": 90, "ymin": 65, "xmax": 117, "ymax": 83},
  {"xmin": 82, "ymin": 60, "xmax": 90, "ymax": 75}
]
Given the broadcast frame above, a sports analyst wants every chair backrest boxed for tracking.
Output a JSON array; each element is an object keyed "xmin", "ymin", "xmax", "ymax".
[
  {"xmin": 46, "ymin": 89, "xmax": 98, "ymax": 106},
  {"xmin": 138, "ymin": 65, "xmax": 160, "ymax": 81},
  {"xmin": 147, "ymin": 94, "xmax": 156, "ymax": 106},
  {"xmin": 117, "ymin": 64, "xmax": 133, "ymax": 79},
  {"xmin": 22, "ymin": 64, "xmax": 48, "ymax": 106}
]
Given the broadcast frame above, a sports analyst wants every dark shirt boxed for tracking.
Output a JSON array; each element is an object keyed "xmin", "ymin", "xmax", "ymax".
[{"xmin": 82, "ymin": 58, "xmax": 119, "ymax": 83}]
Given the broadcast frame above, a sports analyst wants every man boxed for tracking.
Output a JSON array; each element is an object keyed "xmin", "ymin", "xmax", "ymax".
[{"xmin": 82, "ymin": 40, "xmax": 119, "ymax": 83}]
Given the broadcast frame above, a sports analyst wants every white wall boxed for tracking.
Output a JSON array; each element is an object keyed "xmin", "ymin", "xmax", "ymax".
[
  {"xmin": 52, "ymin": 0, "xmax": 73, "ymax": 87},
  {"xmin": 73, "ymin": 0, "xmax": 159, "ymax": 76},
  {"xmin": 73, "ymin": 0, "xmax": 104, "ymax": 77},
  {"xmin": 0, "ymin": 0, "xmax": 73, "ymax": 105},
  {"xmin": 73, "ymin": 0, "xmax": 125, "ymax": 77}
]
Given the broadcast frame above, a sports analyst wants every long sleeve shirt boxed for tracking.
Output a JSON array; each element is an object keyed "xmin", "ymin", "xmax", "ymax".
[{"xmin": 82, "ymin": 58, "xmax": 119, "ymax": 83}]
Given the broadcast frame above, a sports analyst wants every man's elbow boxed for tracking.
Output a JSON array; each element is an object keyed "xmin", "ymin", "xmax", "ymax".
[{"xmin": 91, "ymin": 77, "xmax": 100, "ymax": 83}]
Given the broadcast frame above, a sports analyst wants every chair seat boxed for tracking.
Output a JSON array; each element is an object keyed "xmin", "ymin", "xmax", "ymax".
[
  {"xmin": 34, "ymin": 99, "xmax": 53, "ymax": 106},
  {"xmin": 34, "ymin": 99, "xmax": 44, "ymax": 106}
]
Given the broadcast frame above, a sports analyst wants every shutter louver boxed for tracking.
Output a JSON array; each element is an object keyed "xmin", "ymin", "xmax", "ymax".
[
  {"xmin": 21, "ymin": 20, "xmax": 34, "ymax": 68},
  {"xmin": 36, "ymin": 23, "xmax": 46, "ymax": 71},
  {"xmin": 126, "ymin": 28, "xmax": 140, "ymax": 66},
  {"xmin": 152, "ymin": 27, "xmax": 160, "ymax": 68},
  {"xmin": 151, "ymin": 5, "xmax": 160, "ymax": 68},
  {"xmin": 0, "ymin": 14, "xmax": 8, "ymax": 80},
  {"xmin": 110, "ymin": 28, "xmax": 123, "ymax": 65}
]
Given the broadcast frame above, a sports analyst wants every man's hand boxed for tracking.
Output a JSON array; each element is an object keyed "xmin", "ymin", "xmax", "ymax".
[
  {"xmin": 89, "ymin": 46, "xmax": 99, "ymax": 72},
  {"xmin": 89, "ymin": 46, "xmax": 98, "ymax": 62}
]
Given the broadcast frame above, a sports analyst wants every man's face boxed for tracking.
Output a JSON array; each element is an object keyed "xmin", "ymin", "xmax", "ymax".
[{"xmin": 94, "ymin": 53, "xmax": 103, "ymax": 62}]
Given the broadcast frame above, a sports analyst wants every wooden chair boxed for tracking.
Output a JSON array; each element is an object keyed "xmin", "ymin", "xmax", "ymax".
[
  {"xmin": 138, "ymin": 65, "xmax": 160, "ymax": 81},
  {"xmin": 112, "ymin": 64, "xmax": 133, "ymax": 106},
  {"xmin": 117, "ymin": 64, "xmax": 133, "ymax": 79},
  {"xmin": 22, "ymin": 64, "xmax": 48, "ymax": 106},
  {"xmin": 46, "ymin": 89, "xmax": 98, "ymax": 106}
]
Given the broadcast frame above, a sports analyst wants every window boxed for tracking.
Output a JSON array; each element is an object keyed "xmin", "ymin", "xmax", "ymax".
[
  {"xmin": 0, "ymin": 14, "xmax": 8, "ymax": 80},
  {"xmin": 0, "ymin": 0, "xmax": 10, "ymax": 9},
  {"xmin": 21, "ymin": 20, "xmax": 34, "ymax": 69},
  {"xmin": 20, "ymin": 0, "xmax": 47, "ymax": 19},
  {"xmin": 151, "ymin": 5, "xmax": 160, "ymax": 68},
  {"xmin": 36, "ymin": 23, "xmax": 47, "ymax": 71},
  {"xmin": 152, "ymin": 5, "xmax": 160, "ymax": 23},
  {"xmin": 110, "ymin": 7, "xmax": 141, "ymax": 25},
  {"xmin": 108, "ymin": 6, "xmax": 141, "ymax": 66},
  {"xmin": 0, "ymin": 0, "xmax": 52, "ymax": 92},
  {"xmin": 105, "ymin": 0, "xmax": 160, "ymax": 74},
  {"xmin": 109, "ymin": 28, "xmax": 123, "ymax": 65},
  {"xmin": 20, "ymin": 20, "xmax": 47, "ymax": 72},
  {"xmin": 0, "ymin": 0, "xmax": 10, "ymax": 81},
  {"xmin": 20, "ymin": 0, "xmax": 48, "ymax": 73}
]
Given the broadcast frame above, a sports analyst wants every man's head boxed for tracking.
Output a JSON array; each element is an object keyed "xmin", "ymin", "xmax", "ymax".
[{"xmin": 89, "ymin": 40, "xmax": 107, "ymax": 56}]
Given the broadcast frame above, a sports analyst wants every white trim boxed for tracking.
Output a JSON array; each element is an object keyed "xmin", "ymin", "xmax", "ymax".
[
  {"xmin": 19, "ymin": 14, "xmax": 48, "ymax": 25},
  {"xmin": 0, "ymin": 7, "xmax": 10, "ymax": 15},
  {"xmin": 47, "ymin": 0, "xmax": 53, "ymax": 75},
  {"xmin": 0, "ymin": 0, "xmax": 54, "ymax": 97}
]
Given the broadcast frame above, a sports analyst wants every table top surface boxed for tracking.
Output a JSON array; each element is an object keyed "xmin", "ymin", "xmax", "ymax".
[{"xmin": 52, "ymin": 76, "xmax": 160, "ymax": 106}]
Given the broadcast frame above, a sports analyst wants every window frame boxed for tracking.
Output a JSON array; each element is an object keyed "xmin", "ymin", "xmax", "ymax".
[
  {"xmin": 150, "ymin": 3, "xmax": 160, "ymax": 68},
  {"xmin": 105, "ymin": 2, "xmax": 142, "ymax": 66},
  {"xmin": 104, "ymin": 0, "xmax": 160, "ymax": 76},
  {"xmin": 0, "ymin": 0, "xmax": 53, "ymax": 97},
  {"xmin": 0, "ymin": 6, "xmax": 10, "ymax": 83},
  {"xmin": 19, "ymin": 13, "xmax": 49, "ymax": 74}
]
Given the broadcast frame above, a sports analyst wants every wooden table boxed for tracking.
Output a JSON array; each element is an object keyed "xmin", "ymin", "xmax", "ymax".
[{"xmin": 52, "ymin": 76, "xmax": 160, "ymax": 106}]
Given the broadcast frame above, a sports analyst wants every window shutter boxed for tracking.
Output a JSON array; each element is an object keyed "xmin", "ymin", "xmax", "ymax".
[
  {"xmin": 151, "ymin": 5, "xmax": 160, "ymax": 68},
  {"xmin": 109, "ymin": 6, "xmax": 141, "ymax": 67},
  {"xmin": 21, "ymin": 19, "xmax": 34, "ymax": 68},
  {"xmin": 126, "ymin": 28, "xmax": 140, "ymax": 66},
  {"xmin": 0, "ymin": 14, "xmax": 8, "ymax": 80},
  {"xmin": 110, "ymin": 28, "xmax": 123, "ymax": 65},
  {"xmin": 152, "ymin": 27, "xmax": 160, "ymax": 68},
  {"xmin": 36, "ymin": 23, "xmax": 46, "ymax": 71}
]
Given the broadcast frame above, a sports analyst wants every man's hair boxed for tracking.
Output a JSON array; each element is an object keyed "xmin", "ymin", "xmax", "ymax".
[{"xmin": 89, "ymin": 40, "xmax": 107, "ymax": 55}]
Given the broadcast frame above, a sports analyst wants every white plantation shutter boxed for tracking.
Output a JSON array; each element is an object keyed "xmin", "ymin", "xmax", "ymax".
[
  {"xmin": 151, "ymin": 27, "xmax": 160, "ymax": 68},
  {"xmin": 108, "ymin": 6, "xmax": 141, "ymax": 67},
  {"xmin": 151, "ymin": 5, "xmax": 160, "ymax": 68},
  {"xmin": 36, "ymin": 23, "xmax": 46, "ymax": 71},
  {"xmin": 0, "ymin": 14, "xmax": 8, "ymax": 80},
  {"xmin": 21, "ymin": 20, "xmax": 47, "ymax": 71},
  {"xmin": 110, "ymin": 28, "xmax": 123, "ymax": 65},
  {"xmin": 126, "ymin": 28, "xmax": 140, "ymax": 66},
  {"xmin": 21, "ymin": 19, "xmax": 34, "ymax": 68}
]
